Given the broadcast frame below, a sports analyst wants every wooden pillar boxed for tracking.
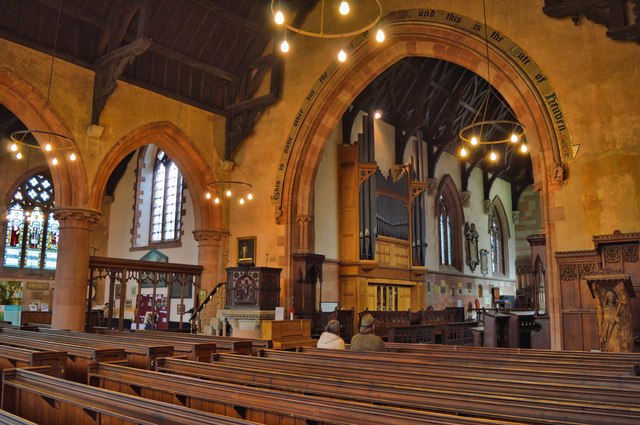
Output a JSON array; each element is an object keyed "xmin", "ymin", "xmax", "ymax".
[
  {"xmin": 193, "ymin": 230, "xmax": 228, "ymax": 293},
  {"xmin": 52, "ymin": 207, "xmax": 101, "ymax": 330}
]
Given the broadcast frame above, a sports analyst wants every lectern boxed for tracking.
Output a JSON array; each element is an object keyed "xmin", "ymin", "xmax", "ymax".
[{"xmin": 585, "ymin": 272, "xmax": 635, "ymax": 352}]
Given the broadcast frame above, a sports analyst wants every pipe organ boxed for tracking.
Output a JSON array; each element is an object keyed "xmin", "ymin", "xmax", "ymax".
[{"xmin": 339, "ymin": 114, "xmax": 427, "ymax": 312}]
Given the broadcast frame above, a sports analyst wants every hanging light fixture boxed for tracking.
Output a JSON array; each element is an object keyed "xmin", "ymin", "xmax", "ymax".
[
  {"xmin": 272, "ymin": 0, "xmax": 385, "ymax": 59},
  {"xmin": 458, "ymin": 0, "xmax": 528, "ymax": 160},
  {"xmin": 8, "ymin": 0, "xmax": 77, "ymax": 167},
  {"xmin": 205, "ymin": 164, "xmax": 254, "ymax": 207}
]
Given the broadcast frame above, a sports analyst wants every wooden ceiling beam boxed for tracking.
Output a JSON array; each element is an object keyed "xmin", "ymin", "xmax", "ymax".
[
  {"xmin": 195, "ymin": 0, "xmax": 264, "ymax": 33},
  {"xmin": 149, "ymin": 41, "xmax": 234, "ymax": 81},
  {"xmin": 32, "ymin": 0, "xmax": 108, "ymax": 29}
]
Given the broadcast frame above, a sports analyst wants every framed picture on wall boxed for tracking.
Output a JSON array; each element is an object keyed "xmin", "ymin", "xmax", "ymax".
[{"xmin": 237, "ymin": 237, "xmax": 256, "ymax": 266}]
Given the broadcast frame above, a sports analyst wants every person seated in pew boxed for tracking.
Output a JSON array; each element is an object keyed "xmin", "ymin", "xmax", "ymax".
[
  {"xmin": 317, "ymin": 319, "xmax": 345, "ymax": 350},
  {"xmin": 350, "ymin": 313, "xmax": 386, "ymax": 352}
]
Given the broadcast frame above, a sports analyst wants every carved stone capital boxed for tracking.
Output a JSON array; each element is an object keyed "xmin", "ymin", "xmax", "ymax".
[
  {"xmin": 426, "ymin": 178, "xmax": 439, "ymax": 196},
  {"xmin": 193, "ymin": 230, "xmax": 228, "ymax": 244},
  {"xmin": 296, "ymin": 214, "xmax": 313, "ymax": 224},
  {"xmin": 512, "ymin": 211, "xmax": 521, "ymax": 225},
  {"xmin": 551, "ymin": 163, "xmax": 566, "ymax": 184},
  {"xmin": 460, "ymin": 191, "xmax": 471, "ymax": 207},
  {"xmin": 53, "ymin": 207, "xmax": 102, "ymax": 230},
  {"xmin": 274, "ymin": 205, "xmax": 286, "ymax": 225},
  {"xmin": 482, "ymin": 199, "xmax": 492, "ymax": 215}
]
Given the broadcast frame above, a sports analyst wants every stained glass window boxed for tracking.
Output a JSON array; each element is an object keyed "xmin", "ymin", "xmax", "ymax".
[
  {"xmin": 490, "ymin": 209, "xmax": 504, "ymax": 275},
  {"xmin": 150, "ymin": 150, "xmax": 183, "ymax": 243},
  {"xmin": 438, "ymin": 194, "xmax": 453, "ymax": 266},
  {"xmin": 2, "ymin": 173, "xmax": 57, "ymax": 270}
]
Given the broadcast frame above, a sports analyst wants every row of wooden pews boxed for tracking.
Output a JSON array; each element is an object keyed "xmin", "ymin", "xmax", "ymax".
[{"xmin": 1, "ymin": 325, "xmax": 639, "ymax": 424}]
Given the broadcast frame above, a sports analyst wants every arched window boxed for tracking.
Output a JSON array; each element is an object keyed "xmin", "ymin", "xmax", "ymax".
[
  {"xmin": 3, "ymin": 172, "xmax": 59, "ymax": 270},
  {"xmin": 435, "ymin": 175, "xmax": 464, "ymax": 271},
  {"xmin": 489, "ymin": 197, "xmax": 509, "ymax": 276},
  {"xmin": 150, "ymin": 150, "xmax": 183, "ymax": 243}
]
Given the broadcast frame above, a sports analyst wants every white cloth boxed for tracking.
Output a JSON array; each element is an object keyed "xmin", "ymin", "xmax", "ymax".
[{"xmin": 316, "ymin": 332, "xmax": 345, "ymax": 350}]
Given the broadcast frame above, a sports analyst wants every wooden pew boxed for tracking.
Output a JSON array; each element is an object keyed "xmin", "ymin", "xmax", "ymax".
[
  {"xmin": 0, "ymin": 409, "xmax": 37, "ymax": 425},
  {"xmin": 156, "ymin": 356, "xmax": 640, "ymax": 424},
  {"xmin": 0, "ymin": 345, "xmax": 66, "ymax": 379},
  {"xmin": 262, "ymin": 349, "xmax": 640, "ymax": 387},
  {"xmin": 294, "ymin": 347, "xmax": 640, "ymax": 376},
  {"xmin": 1, "ymin": 369, "xmax": 257, "ymax": 425},
  {"xmin": 0, "ymin": 333, "xmax": 124, "ymax": 382},
  {"xmin": 5, "ymin": 328, "xmax": 172, "ymax": 369},
  {"xmin": 90, "ymin": 362, "xmax": 524, "ymax": 425},
  {"xmin": 39, "ymin": 328, "xmax": 214, "ymax": 362},
  {"xmin": 206, "ymin": 352, "xmax": 640, "ymax": 403},
  {"xmin": 116, "ymin": 329, "xmax": 258, "ymax": 355},
  {"xmin": 385, "ymin": 342, "xmax": 640, "ymax": 365}
]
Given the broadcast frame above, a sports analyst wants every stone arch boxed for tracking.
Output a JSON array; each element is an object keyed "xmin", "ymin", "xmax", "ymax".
[
  {"xmin": 0, "ymin": 68, "xmax": 88, "ymax": 208},
  {"xmin": 88, "ymin": 121, "xmax": 222, "ymax": 231},
  {"xmin": 277, "ymin": 12, "xmax": 562, "ymax": 240},
  {"xmin": 275, "ymin": 10, "xmax": 565, "ymax": 345}
]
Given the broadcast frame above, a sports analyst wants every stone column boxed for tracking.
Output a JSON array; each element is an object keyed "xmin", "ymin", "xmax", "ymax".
[
  {"xmin": 296, "ymin": 215, "xmax": 313, "ymax": 254},
  {"xmin": 52, "ymin": 207, "xmax": 101, "ymax": 330},
  {"xmin": 193, "ymin": 230, "xmax": 228, "ymax": 293}
]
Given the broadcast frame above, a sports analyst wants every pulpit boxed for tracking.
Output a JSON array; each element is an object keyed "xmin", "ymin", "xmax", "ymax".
[
  {"xmin": 586, "ymin": 272, "xmax": 635, "ymax": 352},
  {"xmin": 221, "ymin": 267, "xmax": 281, "ymax": 339}
]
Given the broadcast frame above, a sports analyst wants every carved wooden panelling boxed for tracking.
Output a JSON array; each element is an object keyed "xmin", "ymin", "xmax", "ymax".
[
  {"xmin": 578, "ymin": 263, "xmax": 597, "ymax": 278},
  {"xmin": 559, "ymin": 264, "xmax": 577, "ymax": 281},
  {"xmin": 603, "ymin": 247, "xmax": 621, "ymax": 264},
  {"xmin": 622, "ymin": 245, "xmax": 639, "ymax": 263}
]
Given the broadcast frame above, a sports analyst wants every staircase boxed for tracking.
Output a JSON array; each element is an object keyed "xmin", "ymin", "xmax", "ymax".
[
  {"xmin": 543, "ymin": 0, "xmax": 640, "ymax": 43},
  {"xmin": 189, "ymin": 282, "xmax": 226, "ymax": 334}
]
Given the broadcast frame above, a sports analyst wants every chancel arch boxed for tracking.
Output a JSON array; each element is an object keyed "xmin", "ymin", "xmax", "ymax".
[{"xmin": 277, "ymin": 10, "xmax": 568, "ymax": 348}]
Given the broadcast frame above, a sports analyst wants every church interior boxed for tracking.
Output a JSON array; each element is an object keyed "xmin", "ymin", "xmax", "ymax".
[{"xmin": 0, "ymin": 0, "xmax": 639, "ymax": 423}]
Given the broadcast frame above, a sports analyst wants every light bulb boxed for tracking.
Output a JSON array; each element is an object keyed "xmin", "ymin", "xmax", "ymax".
[
  {"xmin": 52, "ymin": 157, "xmax": 58, "ymax": 166},
  {"xmin": 274, "ymin": 10, "xmax": 284, "ymax": 25},
  {"xmin": 338, "ymin": 49, "xmax": 347, "ymax": 62},
  {"xmin": 375, "ymin": 28, "xmax": 385, "ymax": 43},
  {"xmin": 69, "ymin": 152, "xmax": 77, "ymax": 161},
  {"xmin": 374, "ymin": 111, "xmax": 382, "ymax": 120},
  {"xmin": 471, "ymin": 136, "xmax": 478, "ymax": 146},
  {"xmin": 280, "ymin": 39, "xmax": 289, "ymax": 53},
  {"xmin": 339, "ymin": 1, "xmax": 350, "ymax": 15},
  {"xmin": 205, "ymin": 192, "xmax": 211, "ymax": 200},
  {"xmin": 239, "ymin": 197, "xmax": 245, "ymax": 205},
  {"xmin": 510, "ymin": 134, "xmax": 519, "ymax": 143},
  {"xmin": 214, "ymin": 197, "xmax": 220, "ymax": 204},
  {"xmin": 225, "ymin": 189, "xmax": 232, "ymax": 197},
  {"xmin": 10, "ymin": 143, "xmax": 18, "ymax": 152},
  {"xmin": 460, "ymin": 147, "xmax": 468, "ymax": 157},
  {"xmin": 15, "ymin": 152, "xmax": 22, "ymax": 160},
  {"xmin": 45, "ymin": 143, "xmax": 52, "ymax": 151},
  {"xmin": 520, "ymin": 144, "xmax": 528, "ymax": 153},
  {"xmin": 490, "ymin": 151, "xmax": 498, "ymax": 161},
  {"xmin": 247, "ymin": 193, "xmax": 253, "ymax": 200}
]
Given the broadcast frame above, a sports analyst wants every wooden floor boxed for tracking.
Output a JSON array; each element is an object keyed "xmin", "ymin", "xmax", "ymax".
[{"xmin": 0, "ymin": 327, "xmax": 639, "ymax": 424}]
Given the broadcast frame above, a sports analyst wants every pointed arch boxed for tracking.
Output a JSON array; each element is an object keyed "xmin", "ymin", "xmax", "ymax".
[
  {"xmin": 489, "ymin": 195, "xmax": 510, "ymax": 276},
  {"xmin": 88, "ymin": 121, "xmax": 221, "ymax": 231},
  {"xmin": 0, "ymin": 68, "xmax": 88, "ymax": 207},
  {"xmin": 436, "ymin": 175, "xmax": 465, "ymax": 271}
]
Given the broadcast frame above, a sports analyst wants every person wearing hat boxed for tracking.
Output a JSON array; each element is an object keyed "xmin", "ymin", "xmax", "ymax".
[{"xmin": 350, "ymin": 313, "xmax": 386, "ymax": 351}]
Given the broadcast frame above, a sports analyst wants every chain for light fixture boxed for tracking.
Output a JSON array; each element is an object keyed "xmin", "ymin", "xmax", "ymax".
[
  {"xmin": 272, "ymin": 0, "xmax": 385, "ymax": 61},
  {"xmin": 8, "ymin": 0, "xmax": 77, "ymax": 167},
  {"xmin": 458, "ymin": 0, "xmax": 528, "ymax": 162}
]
